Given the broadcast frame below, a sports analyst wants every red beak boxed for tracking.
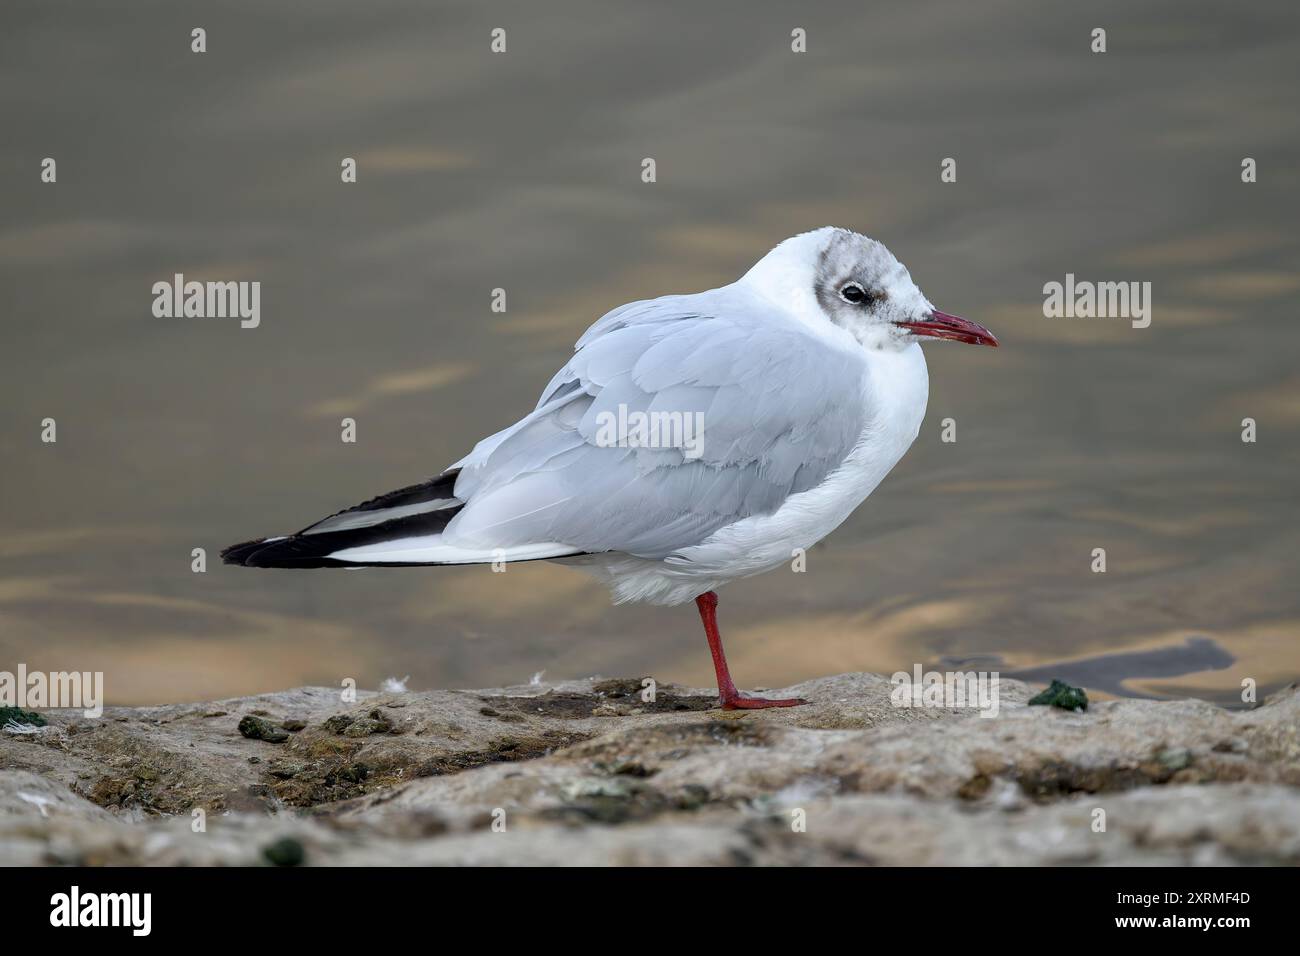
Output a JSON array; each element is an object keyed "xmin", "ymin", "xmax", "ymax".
[{"xmin": 897, "ymin": 310, "xmax": 999, "ymax": 347}]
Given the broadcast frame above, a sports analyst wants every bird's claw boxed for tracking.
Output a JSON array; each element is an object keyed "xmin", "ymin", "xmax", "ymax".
[{"xmin": 720, "ymin": 694, "xmax": 808, "ymax": 710}]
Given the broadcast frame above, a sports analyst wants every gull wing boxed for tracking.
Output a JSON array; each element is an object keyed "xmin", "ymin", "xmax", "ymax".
[{"xmin": 436, "ymin": 285, "xmax": 870, "ymax": 561}]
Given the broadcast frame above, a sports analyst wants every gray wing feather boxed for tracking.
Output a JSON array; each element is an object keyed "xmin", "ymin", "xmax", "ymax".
[{"xmin": 447, "ymin": 287, "xmax": 868, "ymax": 559}]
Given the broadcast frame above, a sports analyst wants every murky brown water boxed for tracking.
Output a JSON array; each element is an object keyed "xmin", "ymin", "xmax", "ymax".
[{"xmin": 3, "ymin": 0, "xmax": 1298, "ymax": 705}]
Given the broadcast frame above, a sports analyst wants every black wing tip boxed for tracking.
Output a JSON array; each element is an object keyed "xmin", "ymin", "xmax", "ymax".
[
  {"xmin": 222, "ymin": 534, "xmax": 347, "ymax": 568},
  {"xmin": 221, "ymin": 536, "xmax": 335, "ymax": 567},
  {"xmin": 317, "ymin": 469, "xmax": 462, "ymax": 527},
  {"xmin": 221, "ymin": 538, "xmax": 269, "ymax": 566},
  {"xmin": 222, "ymin": 470, "xmax": 468, "ymax": 570}
]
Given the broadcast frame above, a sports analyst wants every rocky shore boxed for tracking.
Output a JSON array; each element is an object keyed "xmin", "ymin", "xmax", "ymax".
[{"xmin": 2, "ymin": 673, "xmax": 1297, "ymax": 865}]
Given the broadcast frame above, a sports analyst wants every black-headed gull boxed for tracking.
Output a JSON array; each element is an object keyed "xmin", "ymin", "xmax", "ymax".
[{"xmin": 224, "ymin": 227, "xmax": 997, "ymax": 709}]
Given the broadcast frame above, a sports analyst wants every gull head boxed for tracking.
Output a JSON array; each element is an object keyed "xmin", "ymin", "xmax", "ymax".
[{"xmin": 741, "ymin": 227, "xmax": 998, "ymax": 351}]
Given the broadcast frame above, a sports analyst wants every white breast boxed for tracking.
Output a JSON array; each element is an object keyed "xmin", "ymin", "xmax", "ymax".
[{"xmin": 569, "ymin": 341, "xmax": 930, "ymax": 605}]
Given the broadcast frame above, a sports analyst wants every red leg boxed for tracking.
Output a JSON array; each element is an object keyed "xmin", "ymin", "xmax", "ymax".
[{"xmin": 694, "ymin": 591, "xmax": 806, "ymax": 710}]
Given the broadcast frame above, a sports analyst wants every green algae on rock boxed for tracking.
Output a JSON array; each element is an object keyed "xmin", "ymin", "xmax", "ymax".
[
  {"xmin": 1028, "ymin": 680, "xmax": 1088, "ymax": 712},
  {"xmin": 0, "ymin": 707, "xmax": 47, "ymax": 727},
  {"xmin": 262, "ymin": 836, "xmax": 305, "ymax": 866},
  {"xmin": 238, "ymin": 715, "xmax": 290, "ymax": 743}
]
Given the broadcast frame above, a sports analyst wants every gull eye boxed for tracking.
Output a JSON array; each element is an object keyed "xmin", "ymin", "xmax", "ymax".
[{"xmin": 840, "ymin": 282, "xmax": 869, "ymax": 305}]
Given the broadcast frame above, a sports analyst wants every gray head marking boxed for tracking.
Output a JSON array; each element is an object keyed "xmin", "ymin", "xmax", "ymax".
[{"xmin": 811, "ymin": 229, "xmax": 932, "ymax": 347}]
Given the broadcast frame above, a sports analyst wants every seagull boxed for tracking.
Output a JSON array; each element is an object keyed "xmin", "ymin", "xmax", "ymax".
[{"xmin": 223, "ymin": 227, "xmax": 997, "ymax": 709}]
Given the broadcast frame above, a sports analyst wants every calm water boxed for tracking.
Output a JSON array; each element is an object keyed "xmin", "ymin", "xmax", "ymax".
[{"xmin": 2, "ymin": 0, "xmax": 1298, "ymax": 705}]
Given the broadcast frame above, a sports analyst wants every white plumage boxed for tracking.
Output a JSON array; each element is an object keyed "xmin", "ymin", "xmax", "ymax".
[{"xmin": 225, "ymin": 226, "xmax": 997, "ymax": 708}]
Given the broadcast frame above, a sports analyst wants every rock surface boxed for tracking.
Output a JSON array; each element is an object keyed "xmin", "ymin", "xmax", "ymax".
[{"xmin": 2, "ymin": 674, "xmax": 1297, "ymax": 865}]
